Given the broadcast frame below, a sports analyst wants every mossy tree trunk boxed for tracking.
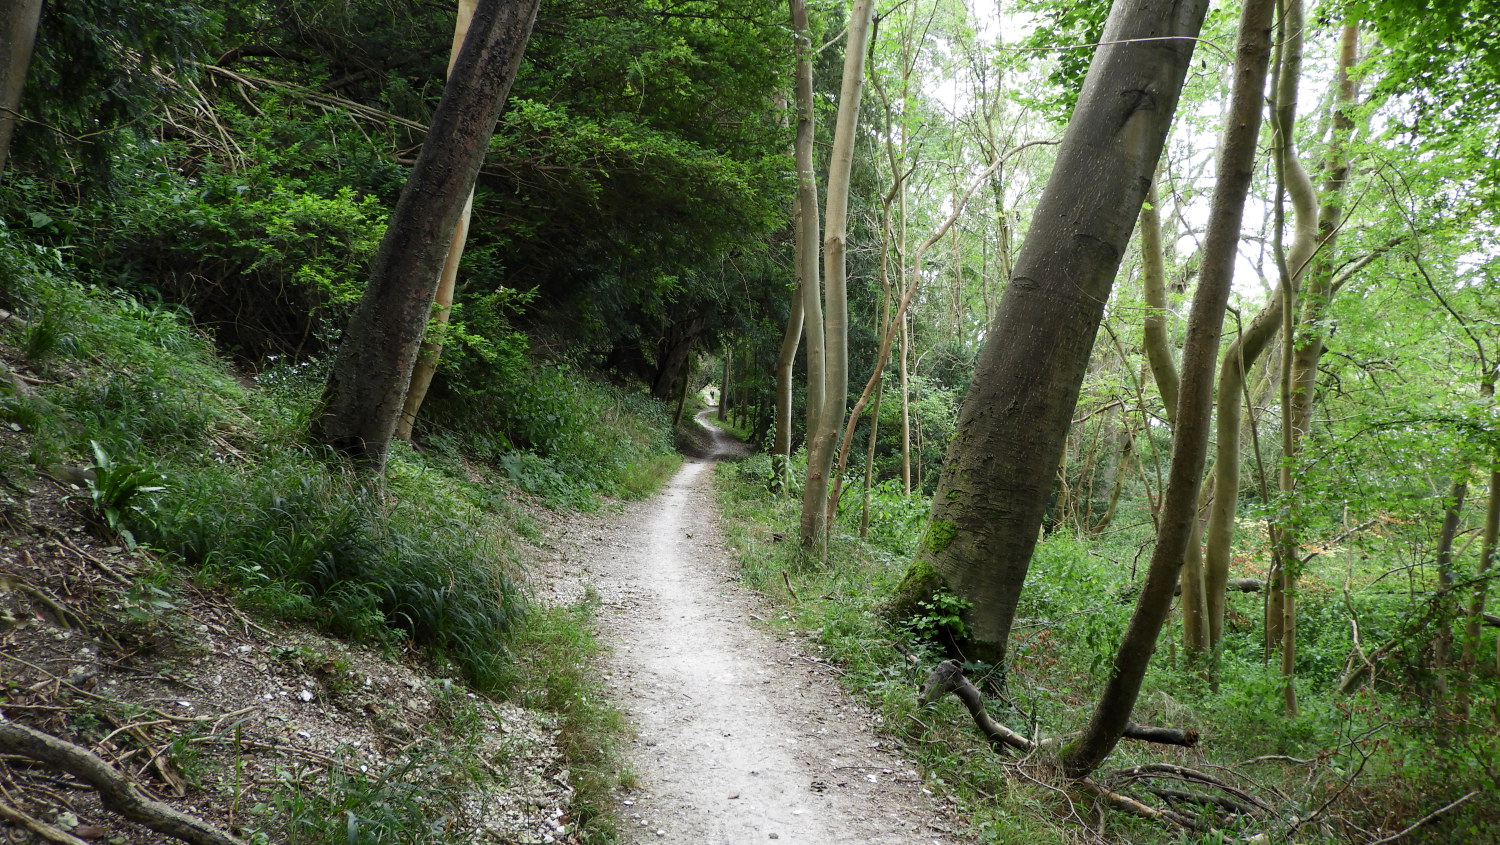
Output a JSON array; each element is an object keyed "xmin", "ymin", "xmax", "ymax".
[
  {"xmin": 901, "ymin": 0, "xmax": 1209, "ymax": 665},
  {"xmin": 313, "ymin": 0, "xmax": 540, "ymax": 471}
]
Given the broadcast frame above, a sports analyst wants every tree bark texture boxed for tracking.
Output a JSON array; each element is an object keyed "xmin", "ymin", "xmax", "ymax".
[
  {"xmin": 396, "ymin": 192, "xmax": 472, "ymax": 440},
  {"xmin": 313, "ymin": 0, "xmax": 539, "ymax": 471},
  {"xmin": 1061, "ymin": 0, "xmax": 1273, "ymax": 779},
  {"xmin": 0, "ymin": 722, "xmax": 246, "ymax": 845},
  {"xmin": 790, "ymin": 0, "xmax": 825, "ymax": 526},
  {"xmin": 396, "ymin": 0, "xmax": 481, "ymax": 442},
  {"xmin": 0, "ymin": 0, "xmax": 42, "ymax": 179},
  {"xmin": 912, "ymin": 0, "xmax": 1209, "ymax": 665}
]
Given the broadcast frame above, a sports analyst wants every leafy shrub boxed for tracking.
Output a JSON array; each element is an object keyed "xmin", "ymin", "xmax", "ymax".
[{"xmin": 82, "ymin": 439, "xmax": 166, "ymax": 548}]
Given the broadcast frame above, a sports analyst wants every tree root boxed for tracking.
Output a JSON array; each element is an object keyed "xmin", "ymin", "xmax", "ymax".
[
  {"xmin": 0, "ymin": 721, "xmax": 247, "ymax": 845},
  {"xmin": 917, "ymin": 659, "xmax": 1254, "ymax": 833},
  {"xmin": 917, "ymin": 660, "xmax": 1199, "ymax": 753}
]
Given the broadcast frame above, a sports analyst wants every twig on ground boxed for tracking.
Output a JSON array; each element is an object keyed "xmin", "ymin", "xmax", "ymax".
[
  {"xmin": 0, "ymin": 799, "xmax": 91, "ymax": 845},
  {"xmin": 0, "ymin": 721, "xmax": 247, "ymax": 845},
  {"xmin": 1367, "ymin": 791, "xmax": 1478, "ymax": 845}
]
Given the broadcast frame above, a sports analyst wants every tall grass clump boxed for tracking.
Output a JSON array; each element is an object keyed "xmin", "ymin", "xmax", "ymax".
[{"xmin": 146, "ymin": 449, "xmax": 525, "ymax": 692}]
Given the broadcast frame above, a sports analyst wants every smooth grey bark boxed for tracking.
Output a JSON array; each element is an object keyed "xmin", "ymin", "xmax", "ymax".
[
  {"xmin": 1139, "ymin": 177, "xmax": 1179, "ymax": 424},
  {"xmin": 313, "ymin": 0, "xmax": 540, "ymax": 471},
  {"xmin": 909, "ymin": 0, "xmax": 1209, "ymax": 665},
  {"xmin": 1062, "ymin": 0, "xmax": 1274, "ymax": 777},
  {"xmin": 790, "ymin": 0, "xmax": 825, "ymax": 512},
  {"xmin": 799, "ymin": 0, "xmax": 875, "ymax": 548},
  {"xmin": 1203, "ymin": 0, "xmax": 1321, "ymax": 651},
  {"xmin": 0, "ymin": 0, "xmax": 43, "ymax": 179},
  {"xmin": 772, "ymin": 278, "xmax": 804, "ymax": 493}
]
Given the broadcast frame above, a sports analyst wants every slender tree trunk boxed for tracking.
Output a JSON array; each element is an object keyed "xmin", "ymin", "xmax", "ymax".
[
  {"xmin": 720, "ymin": 350, "xmax": 732, "ymax": 422},
  {"xmin": 901, "ymin": 0, "xmax": 1210, "ymax": 666},
  {"xmin": 396, "ymin": 0, "xmax": 480, "ymax": 442},
  {"xmin": 1463, "ymin": 467, "xmax": 1500, "ymax": 667},
  {"xmin": 1431, "ymin": 476, "xmax": 1469, "ymax": 708},
  {"xmin": 772, "ymin": 279, "xmax": 804, "ymax": 493},
  {"xmin": 828, "ymin": 149, "xmax": 1031, "ymax": 514},
  {"xmin": 1062, "ymin": 0, "xmax": 1272, "ymax": 777},
  {"xmin": 790, "ymin": 0, "xmax": 825, "ymax": 522},
  {"xmin": 313, "ymin": 0, "xmax": 539, "ymax": 471},
  {"xmin": 800, "ymin": 0, "xmax": 875, "ymax": 549},
  {"xmin": 1139, "ymin": 176, "xmax": 1179, "ymax": 424},
  {"xmin": 1203, "ymin": 0, "xmax": 1322, "ymax": 652},
  {"xmin": 859, "ymin": 377, "xmax": 885, "ymax": 537},
  {"xmin": 397, "ymin": 193, "xmax": 471, "ymax": 440}
]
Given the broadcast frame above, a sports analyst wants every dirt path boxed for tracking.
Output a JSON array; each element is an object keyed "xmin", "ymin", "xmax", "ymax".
[{"xmin": 537, "ymin": 412, "xmax": 965, "ymax": 844}]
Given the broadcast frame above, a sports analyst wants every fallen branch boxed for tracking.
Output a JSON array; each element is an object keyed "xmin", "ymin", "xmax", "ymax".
[
  {"xmin": 0, "ymin": 800, "xmax": 91, "ymax": 845},
  {"xmin": 0, "ymin": 721, "xmax": 247, "ymax": 845},
  {"xmin": 1368, "ymin": 791, "xmax": 1477, "ymax": 845}
]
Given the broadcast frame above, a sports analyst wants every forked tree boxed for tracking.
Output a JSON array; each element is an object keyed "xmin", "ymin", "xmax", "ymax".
[{"xmin": 314, "ymin": 0, "xmax": 539, "ymax": 471}]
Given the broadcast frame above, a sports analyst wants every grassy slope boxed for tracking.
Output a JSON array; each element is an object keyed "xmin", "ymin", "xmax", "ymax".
[{"xmin": 0, "ymin": 245, "xmax": 679, "ymax": 843}]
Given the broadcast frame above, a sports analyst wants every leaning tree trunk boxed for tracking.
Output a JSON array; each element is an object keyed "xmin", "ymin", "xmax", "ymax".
[
  {"xmin": 313, "ymin": 0, "xmax": 540, "ymax": 471},
  {"xmin": 1062, "ymin": 0, "xmax": 1273, "ymax": 777},
  {"xmin": 0, "ymin": 0, "xmax": 42, "ymax": 179},
  {"xmin": 1202, "ymin": 0, "xmax": 1324, "ymax": 653},
  {"xmin": 897, "ymin": 0, "xmax": 1210, "ymax": 666},
  {"xmin": 396, "ymin": 0, "xmax": 480, "ymax": 442},
  {"xmin": 799, "ymin": 0, "xmax": 876, "ymax": 550}
]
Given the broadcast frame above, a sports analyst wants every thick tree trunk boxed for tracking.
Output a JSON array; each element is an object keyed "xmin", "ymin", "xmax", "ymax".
[
  {"xmin": 396, "ymin": 192, "xmax": 471, "ymax": 440},
  {"xmin": 1062, "ymin": 0, "xmax": 1273, "ymax": 777},
  {"xmin": 313, "ymin": 0, "xmax": 539, "ymax": 471},
  {"xmin": 906, "ymin": 0, "xmax": 1209, "ymax": 665},
  {"xmin": 0, "ymin": 0, "xmax": 42, "ymax": 179},
  {"xmin": 800, "ymin": 0, "xmax": 875, "ymax": 549},
  {"xmin": 650, "ymin": 317, "xmax": 705, "ymax": 401}
]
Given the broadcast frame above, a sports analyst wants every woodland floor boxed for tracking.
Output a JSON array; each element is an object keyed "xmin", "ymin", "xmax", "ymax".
[{"xmin": 530, "ymin": 411, "xmax": 968, "ymax": 845}]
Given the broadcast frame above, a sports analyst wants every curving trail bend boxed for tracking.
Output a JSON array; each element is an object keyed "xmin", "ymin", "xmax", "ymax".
[{"xmin": 540, "ymin": 411, "xmax": 964, "ymax": 844}]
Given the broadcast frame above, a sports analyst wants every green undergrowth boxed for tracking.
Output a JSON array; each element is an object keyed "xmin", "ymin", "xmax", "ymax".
[
  {"xmin": 716, "ymin": 455, "xmax": 1500, "ymax": 844},
  {"xmin": 1, "ymin": 233, "xmax": 668, "ymax": 843}
]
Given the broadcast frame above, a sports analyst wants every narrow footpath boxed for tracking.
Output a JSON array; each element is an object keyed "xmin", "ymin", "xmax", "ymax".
[{"xmin": 537, "ymin": 412, "xmax": 965, "ymax": 845}]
